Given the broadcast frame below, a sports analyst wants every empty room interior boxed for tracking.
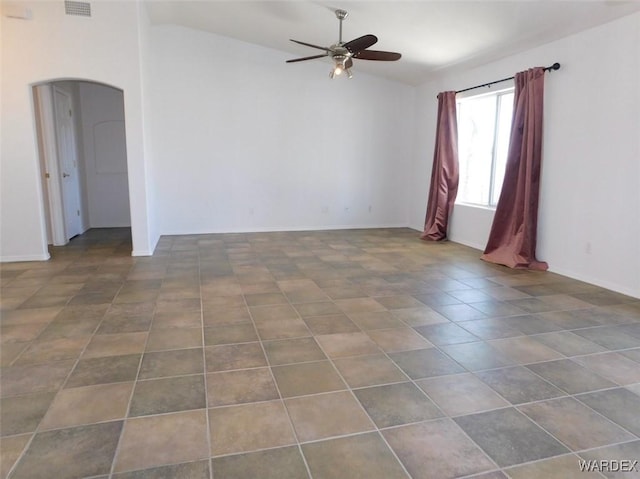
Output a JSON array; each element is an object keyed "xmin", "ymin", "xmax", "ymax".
[{"xmin": 1, "ymin": 1, "xmax": 640, "ymax": 478}]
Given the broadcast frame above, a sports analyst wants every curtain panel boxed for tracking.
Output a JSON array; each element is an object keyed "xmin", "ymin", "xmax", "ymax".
[
  {"xmin": 421, "ymin": 91, "xmax": 459, "ymax": 241},
  {"xmin": 481, "ymin": 67, "xmax": 548, "ymax": 270}
]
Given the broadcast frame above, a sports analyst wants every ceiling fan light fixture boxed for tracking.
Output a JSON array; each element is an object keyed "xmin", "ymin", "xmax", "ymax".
[{"xmin": 330, "ymin": 55, "xmax": 348, "ymax": 79}]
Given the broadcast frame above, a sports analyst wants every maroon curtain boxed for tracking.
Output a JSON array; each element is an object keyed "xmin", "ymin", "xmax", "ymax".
[
  {"xmin": 421, "ymin": 91, "xmax": 458, "ymax": 241},
  {"xmin": 481, "ymin": 67, "xmax": 548, "ymax": 270}
]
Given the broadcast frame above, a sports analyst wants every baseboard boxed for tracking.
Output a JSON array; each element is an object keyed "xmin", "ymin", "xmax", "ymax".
[
  {"xmin": 0, "ymin": 253, "xmax": 51, "ymax": 262},
  {"xmin": 159, "ymin": 223, "xmax": 411, "ymax": 236},
  {"xmin": 548, "ymin": 265, "xmax": 640, "ymax": 299},
  {"xmin": 447, "ymin": 238, "xmax": 485, "ymax": 252},
  {"xmin": 131, "ymin": 249, "xmax": 153, "ymax": 257}
]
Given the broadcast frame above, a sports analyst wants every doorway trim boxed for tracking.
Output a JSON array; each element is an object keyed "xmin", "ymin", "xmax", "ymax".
[
  {"xmin": 34, "ymin": 84, "xmax": 67, "ymax": 245},
  {"xmin": 32, "ymin": 78, "xmax": 132, "ymax": 251}
]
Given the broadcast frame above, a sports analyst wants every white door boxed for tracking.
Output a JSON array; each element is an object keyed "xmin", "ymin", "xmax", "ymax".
[{"xmin": 53, "ymin": 86, "xmax": 82, "ymax": 240}]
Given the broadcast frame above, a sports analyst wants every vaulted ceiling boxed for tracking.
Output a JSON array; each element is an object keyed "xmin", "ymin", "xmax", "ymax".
[{"xmin": 146, "ymin": 1, "xmax": 640, "ymax": 85}]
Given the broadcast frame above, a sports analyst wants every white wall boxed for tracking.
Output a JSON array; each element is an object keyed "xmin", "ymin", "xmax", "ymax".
[
  {"xmin": 147, "ymin": 26, "xmax": 415, "ymax": 234},
  {"xmin": 0, "ymin": 1, "xmax": 155, "ymax": 260},
  {"xmin": 78, "ymin": 82, "xmax": 131, "ymax": 228},
  {"xmin": 410, "ymin": 13, "xmax": 640, "ymax": 297}
]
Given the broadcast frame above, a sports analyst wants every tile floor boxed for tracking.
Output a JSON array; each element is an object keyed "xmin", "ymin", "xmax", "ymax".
[{"xmin": 1, "ymin": 227, "xmax": 640, "ymax": 479}]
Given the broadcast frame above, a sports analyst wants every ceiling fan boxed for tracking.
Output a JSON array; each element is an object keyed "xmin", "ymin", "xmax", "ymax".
[{"xmin": 286, "ymin": 9, "xmax": 402, "ymax": 79}]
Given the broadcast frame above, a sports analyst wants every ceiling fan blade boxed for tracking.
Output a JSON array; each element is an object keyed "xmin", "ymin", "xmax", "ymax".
[
  {"xmin": 343, "ymin": 34, "xmax": 377, "ymax": 54},
  {"xmin": 353, "ymin": 50, "xmax": 402, "ymax": 61},
  {"xmin": 286, "ymin": 54, "xmax": 329, "ymax": 63},
  {"xmin": 289, "ymin": 39, "xmax": 332, "ymax": 52}
]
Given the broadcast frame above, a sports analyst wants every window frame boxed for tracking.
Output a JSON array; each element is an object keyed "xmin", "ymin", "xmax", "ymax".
[{"xmin": 455, "ymin": 86, "xmax": 515, "ymax": 209}]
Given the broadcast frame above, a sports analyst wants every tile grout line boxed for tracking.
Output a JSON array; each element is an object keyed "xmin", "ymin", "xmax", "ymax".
[
  {"xmin": 107, "ymin": 260, "xmax": 159, "ymax": 479},
  {"xmin": 242, "ymin": 279, "xmax": 315, "ymax": 479}
]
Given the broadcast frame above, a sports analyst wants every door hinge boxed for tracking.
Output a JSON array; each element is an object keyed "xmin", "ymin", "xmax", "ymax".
[
  {"xmin": 77, "ymin": 210, "xmax": 80, "ymax": 216},
  {"xmin": 69, "ymin": 109, "xmax": 72, "ymax": 117},
  {"xmin": 45, "ymin": 172, "xmax": 50, "ymax": 179}
]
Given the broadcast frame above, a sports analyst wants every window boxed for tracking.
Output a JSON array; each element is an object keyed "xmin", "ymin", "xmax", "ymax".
[{"xmin": 456, "ymin": 88, "xmax": 514, "ymax": 207}]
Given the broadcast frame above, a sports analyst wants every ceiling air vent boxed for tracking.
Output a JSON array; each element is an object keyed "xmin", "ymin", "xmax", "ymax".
[{"xmin": 64, "ymin": 1, "xmax": 91, "ymax": 17}]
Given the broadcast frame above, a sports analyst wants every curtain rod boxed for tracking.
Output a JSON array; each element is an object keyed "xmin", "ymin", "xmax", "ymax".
[{"xmin": 454, "ymin": 62, "xmax": 561, "ymax": 95}]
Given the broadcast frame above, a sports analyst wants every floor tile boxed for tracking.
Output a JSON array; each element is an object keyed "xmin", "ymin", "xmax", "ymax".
[
  {"xmin": 212, "ymin": 447, "xmax": 309, "ymax": 479},
  {"xmin": 129, "ymin": 374, "xmax": 206, "ymax": 416},
  {"xmin": 383, "ymin": 418, "xmax": 495, "ymax": 479},
  {"xmin": 531, "ymin": 331, "xmax": 607, "ymax": 356},
  {"xmin": 263, "ymin": 337, "xmax": 326, "ymax": 365},
  {"xmin": 301, "ymin": 432, "xmax": 408, "ymax": 479},
  {"xmin": 254, "ymin": 318, "xmax": 312, "ymax": 340},
  {"xmin": 392, "ymin": 307, "xmax": 449, "ymax": 327},
  {"xmin": 433, "ymin": 303, "xmax": 488, "ymax": 321},
  {"xmin": 416, "ymin": 373, "xmax": 509, "ymax": 416},
  {"xmin": 12, "ymin": 337, "xmax": 89, "ymax": 365},
  {"xmin": 271, "ymin": 360, "xmax": 346, "ymax": 397},
  {"xmin": 207, "ymin": 368, "xmax": 279, "ymax": 406},
  {"xmin": 11, "ymin": 421, "xmax": 123, "ymax": 479},
  {"xmin": 334, "ymin": 298, "xmax": 386, "ymax": 314},
  {"xmin": 505, "ymin": 298, "xmax": 557, "ymax": 314},
  {"xmin": 414, "ymin": 322, "xmax": 480, "ymax": 346},
  {"xmin": 112, "ymin": 460, "xmax": 210, "ymax": 479},
  {"xmin": 468, "ymin": 300, "xmax": 527, "ymax": 318},
  {"xmin": 138, "ymin": 348, "xmax": 203, "ymax": 379},
  {"xmin": 302, "ymin": 314, "xmax": 360, "ymax": 334},
  {"xmin": 577, "ymin": 440, "xmax": 640, "ymax": 478},
  {"xmin": 573, "ymin": 326, "xmax": 640, "ymax": 350},
  {"xmin": 315, "ymin": 332, "xmax": 381, "ymax": 358},
  {"xmin": 439, "ymin": 341, "xmax": 516, "ymax": 371},
  {"xmin": 40, "ymin": 382, "xmax": 133, "ymax": 430},
  {"xmin": 389, "ymin": 348, "xmax": 465, "ymax": 379},
  {"xmin": 0, "ymin": 433, "xmax": 31, "ymax": 479},
  {"xmin": 476, "ymin": 366, "xmax": 565, "ymax": 404},
  {"xmin": 504, "ymin": 453, "xmax": 594, "ymax": 478},
  {"xmin": 250, "ymin": 304, "xmax": 299, "ymax": 322},
  {"xmin": 332, "ymin": 354, "xmax": 408, "ymax": 388},
  {"xmin": 294, "ymin": 301, "xmax": 343, "ymax": 318},
  {"xmin": 454, "ymin": 407, "xmax": 569, "ymax": 467},
  {"xmin": 205, "ymin": 342, "xmax": 267, "ymax": 372},
  {"xmin": 576, "ymin": 388, "xmax": 640, "ymax": 436},
  {"xmin": 353, "ymin": 382, "xmax": 442, "ymax": 428},
  {"xmin": 488, "ymin": 336, "xmax": 563, "ymax": 364},
  {"xmin": 2, "ymin": 228, "xmax": 638, "ymax": 479},
  {"xmin": 526, "ymin": 359, "xmax": 616, "ymax": 394},
  {"xmin": 374, "ymin": 295, "xmax": 426, "ymax": 310},
  {"xmin": 203, "ymin": 323, "xmax": 258, "ymax": 346},
  {"xmin": 518, "ymin": 397, "xmax": 634, "ymax": 451},
  {"xmin": 286, "ymin": 390, "xmax": 375, "ymax": 442},
  {"xmin": 114, "ymin": 410, "xmax": 208, "ymax": 472},
  {"xmin": 245, "ymin": 292, "xmax": 288, "ymax": 306},
  {"xmin": 348, "ymin": 311, "xmax": 404, "ymax": 330},
  {"xmin": 209, "ymin": 400, "xmax": 296, "ymax": 456},
  {"xmin": 366, "ymin": 327, "xmax": 432, "ymax": 352},
  {"xmin": 0, "ymin": 342, "xmax": 28, "ymax": 367},
  {"xmin": 145, "ymin": 327, "xmax": 202, "ymax": 351},
  {"xmin": 203, "ymin": 306, "xmax": 251, "ymax": 326},
  {"xmin": 0, "ymin": 392, "xmax": 55, "ymax": 436},
  {"xmin": 499, "ymin": 314, "xmax": 563, "ymax": 335},
  {"xmin": 96, "ymin": 314, "xmax": 152, "ymax": 335},
  {"xmin": 82, "ymin": 332, "xmax": 147, "ymax": 359},
  {"xmin": 573, "ymin": 352, "xmax": 640, "ymax": 385},
  {"xmin": 1, "ymin": 360, "xmax": 75, "ymax": 396},
  {"xmin": 151, "ymin": 311, "xmax": 201, "ymax": 330},
  {"xmin": 458, "ymin": 318, "xmax": 523, "ymax": 340}
]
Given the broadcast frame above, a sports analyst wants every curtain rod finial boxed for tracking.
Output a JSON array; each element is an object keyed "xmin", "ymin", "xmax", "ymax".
[{"xmin": 549, "ymin": 62, "xmax": 560, "ymax": 71}]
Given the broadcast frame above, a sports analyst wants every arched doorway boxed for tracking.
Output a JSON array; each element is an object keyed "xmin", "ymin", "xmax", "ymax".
[{"xmin": 33, "ymin": 79, "xmax": 131, "ymax": 251}]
